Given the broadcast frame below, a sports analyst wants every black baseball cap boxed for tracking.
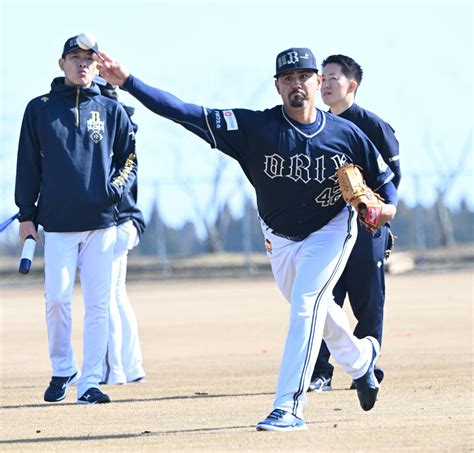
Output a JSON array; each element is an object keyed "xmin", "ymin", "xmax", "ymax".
[
  {"xmin": 274, "ymin": 47, "xmax": 318, "ymax": 78},
  {"xmin": 62, "ymin": 34, "xmax": 99, "ymax": 58}
]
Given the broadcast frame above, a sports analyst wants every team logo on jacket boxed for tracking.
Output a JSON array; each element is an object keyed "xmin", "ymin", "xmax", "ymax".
[
  {"xmin": 263, "ymin": 153, "xmax": 346, "ymax": 207},
  {"xmin": 222, "ymin": 110, "xmax": 238, "ymax": 131},
  {"xmin": 87, "ymin": 111, "xmax": 105, "ymax": 143}
]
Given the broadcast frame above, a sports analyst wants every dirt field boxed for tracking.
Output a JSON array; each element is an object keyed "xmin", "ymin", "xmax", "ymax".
[{"xmin": 0, "ymin": 270, "xmax": 472, "ymax": 451}]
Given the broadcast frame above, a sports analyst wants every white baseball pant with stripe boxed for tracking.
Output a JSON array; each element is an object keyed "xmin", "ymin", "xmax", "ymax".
[
  {"xmin": 260, "ymin": 207, "xmax": 374, "ymax": 419},
  {"xmin": 44, "ymin": 226, "xmax": 116, "ymax": 399},
  {"xmin": 102, "ymin": 220, "xmax": 145, "ymax": 384}
]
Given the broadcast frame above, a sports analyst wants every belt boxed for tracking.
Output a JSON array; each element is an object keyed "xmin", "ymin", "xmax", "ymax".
[{"xmin": 271, "ymin": 230, "xmax": 309, "ymax": 242}]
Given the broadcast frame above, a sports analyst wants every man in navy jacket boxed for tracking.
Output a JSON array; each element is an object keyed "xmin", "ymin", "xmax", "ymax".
[
  {"xmin": 309, "ymin": 54, "xmax": 401, "ymax": 392},
  {"xmin": 94, "ymin": 79, "xmax": 147, "ymax": 386},
  {"xmin": 15, "ymin": 34, "xmax": 137, "ymax": 404}
]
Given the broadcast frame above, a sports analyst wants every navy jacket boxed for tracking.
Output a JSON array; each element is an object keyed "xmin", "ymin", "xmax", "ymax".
[
  {"xmin": 117, "ymin": 105, "xmax": 146, "ymax": 238},
  {"xmin": 337, "ymin": 103, "xmax": 401, "ymax": 188},
  {"xmin": 15, "ymin": 77, "xmax": 137, "ymax": 232}
]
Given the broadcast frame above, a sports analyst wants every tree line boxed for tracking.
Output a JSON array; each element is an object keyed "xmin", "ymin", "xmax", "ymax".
[
  {"xmin": 134, "ymin": 198, "xmax": 474, "ymax": 259},
  {"xmin": 0, "ymin": 198, "xmax": 472, "ymax": 259}
]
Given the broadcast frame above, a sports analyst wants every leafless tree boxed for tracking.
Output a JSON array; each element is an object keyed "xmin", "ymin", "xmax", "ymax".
[
  {"xmin": 181, "ymin": 153, "xmax": 240, "ymax": 253},
  {"xmin": 427, "ymin": 130, "xmax": 472, "ymax": 246}
]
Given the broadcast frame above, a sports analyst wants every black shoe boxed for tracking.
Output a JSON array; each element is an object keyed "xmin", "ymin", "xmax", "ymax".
[
  {"xmin": 44, "ymin": 371, "xmax": 79, "ymax": 402},
  {"xmin": 350, "ymin": 365, "xmax": 384, "ymax": 390},
  {"xmin": 374, "ymin": 366, "xmax": 384, "ymax": 383},
  {"xmin": 129, "ymin": 376, "xmax": 146, "ymax": 383},
  {"xmin": 77, "ymin": 387, "xmax": 111, "ymax": 404},
  {"xmin": 308, "ymin": 373, "xmax": 332, "ymax": 392},
  {"xmin": 353, "ymin": 337, "xmax": 380, "ymax": 411}
]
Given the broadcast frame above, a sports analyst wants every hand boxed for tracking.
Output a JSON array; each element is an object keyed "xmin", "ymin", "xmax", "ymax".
[
  {"xmin": 378, "ymin": 202, "xmax": 397, "ymax": 226},
  {"xmin": 358, "ymin": 201, "xmax": 396, "ymax": 233},
  {"xmin": 19, "ymin": 221, "xmax": 39, "ymax": 242},
  {"xmin": 95, "ymin": 51, "xmax": 130, "ymax": 87}
]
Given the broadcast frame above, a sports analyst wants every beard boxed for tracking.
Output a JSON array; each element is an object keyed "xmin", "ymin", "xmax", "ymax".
[
  {"xmin": 289, "ymin": 90, "xmax": 306, "ymax": 108},
  {"xmin": 289, "ymin": 97, "xmax": 305, "ymax": 108}
]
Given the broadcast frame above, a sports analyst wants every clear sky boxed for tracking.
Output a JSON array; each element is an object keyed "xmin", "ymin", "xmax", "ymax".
[{"xmin": 0, "ymin": 0, "xmax": 472, "ymax": 235}]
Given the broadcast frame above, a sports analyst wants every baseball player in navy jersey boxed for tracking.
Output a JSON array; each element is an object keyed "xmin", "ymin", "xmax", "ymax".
[
  {"xmin": 95, "ymin": 79, "xmax": 147, "ymax": 385},
  {"xmin": 308, "ymin": 55, "xmax": 401, "ymax": 393},
  {"xmin": 96, "ymin": 46, "xmax": 398, "ymax": 431},
  {"xmin": 14, "ymin": 34, "xmax": 137, "ymax": 404}
]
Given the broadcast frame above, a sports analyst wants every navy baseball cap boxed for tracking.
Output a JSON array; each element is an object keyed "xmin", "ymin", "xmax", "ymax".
[
  {"xmin": 274, "ymin": 48, "xmax": 318, "ymax": 78},
  {"xmin": 62, "ymin": 33, "xmax": 99, "ymax": 58}
]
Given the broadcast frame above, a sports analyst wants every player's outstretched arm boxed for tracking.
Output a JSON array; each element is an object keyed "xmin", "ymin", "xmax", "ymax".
[
  {"xmin": 95, "ymin": 54, "xmax": 217, "ymax": 148},
  {"xmin": 96, "ymin": 51, "xmax": 130, "ymax": 87}
]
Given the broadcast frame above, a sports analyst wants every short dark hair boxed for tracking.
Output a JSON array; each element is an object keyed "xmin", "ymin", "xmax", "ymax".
[{"xmin": 322, "ymin": 54, "xmax": 363, "ymax": 86}]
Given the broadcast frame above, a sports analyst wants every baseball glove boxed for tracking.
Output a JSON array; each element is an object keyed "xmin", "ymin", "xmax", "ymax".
[{"xmin": 336, "ymin": 164, "xmax": 384, "ymax": 232}]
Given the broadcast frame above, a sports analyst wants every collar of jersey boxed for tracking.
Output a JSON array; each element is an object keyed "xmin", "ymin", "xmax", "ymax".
[{"xmin": 281, "ymin": 106, "xmax": 326, "ymax": 139}]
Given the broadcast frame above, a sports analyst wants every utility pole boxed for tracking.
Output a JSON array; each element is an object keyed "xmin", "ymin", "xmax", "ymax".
[{"xmin": 154, "ymin": 182, "xmax": 169, "ymax": 274}]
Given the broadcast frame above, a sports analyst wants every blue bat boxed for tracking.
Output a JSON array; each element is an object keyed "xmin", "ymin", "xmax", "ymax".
[{"xmin": 0, "ymin": 213, "xmax": 20, "ymax": 233}]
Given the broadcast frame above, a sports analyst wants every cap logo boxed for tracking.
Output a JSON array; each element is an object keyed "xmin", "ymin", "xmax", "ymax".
[
  {"xmin": 277, "ymin": 51, "xmax": 298, "ymax": 70},
  {"xmin": 67, "ymin": 37, "xmax": 78, "ymax": 48},
  {"xmin": 277, "ymin": 51, "xmax": 312, "ymax": 71},
  {"xmin": 274, "ymin": 47, "xmax": 317, "ymax": 78}
]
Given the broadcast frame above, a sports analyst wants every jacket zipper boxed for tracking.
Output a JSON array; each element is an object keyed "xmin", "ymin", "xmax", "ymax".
[{"xmin": 75, "ymin": 87, "xmax": 80, "ymax": 128}]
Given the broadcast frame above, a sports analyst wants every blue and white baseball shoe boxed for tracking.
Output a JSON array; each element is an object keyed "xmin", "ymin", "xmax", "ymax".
[
  {"xmin": 308, "ymin": 373, "xmax": 332, "ymax": 392},
  {"xmin": 353, "ymin": 336, "xmax": 381, "ymax": 411},
  {"xmin": 256, "ymin": 409, "xmax": 308, "ymax": 431},
  {"xmin": 44, "ymin": 371, "xmax": 80, "ymax": 402}
]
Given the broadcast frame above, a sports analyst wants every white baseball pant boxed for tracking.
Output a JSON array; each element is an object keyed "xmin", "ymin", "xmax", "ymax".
[
  {"xmin": 260, "ymin": 207, "xmax": 374, "ymax": 419},
  {"xmin": 102, "ymin": 220, "xmax": 145, "ymax": 384},
  {"xmin": 44, "ymin": 226, "xmax": 116, "ymax": 398}
]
